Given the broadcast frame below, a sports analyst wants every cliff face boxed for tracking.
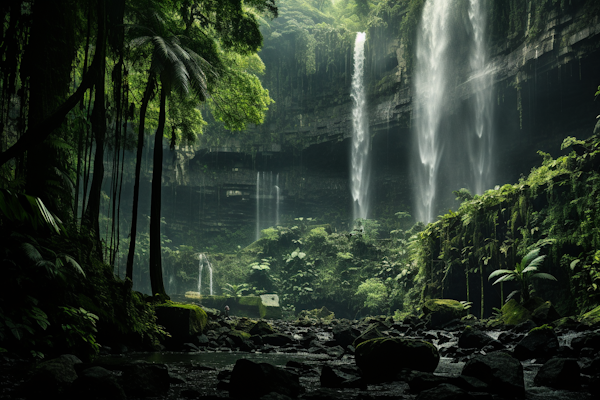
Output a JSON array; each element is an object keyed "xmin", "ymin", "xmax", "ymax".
[{"xmin": 150, "ymin": 0, "xmax": 600, "ymax": 249}]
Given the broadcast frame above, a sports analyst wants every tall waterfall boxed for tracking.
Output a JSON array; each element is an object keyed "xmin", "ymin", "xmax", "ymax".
[
  {"xmin": 468, "ymin": 0, "xmax": 493, "ymax": 195},
  {"xmin": 413, "ymin": 0, "xmax": 494, "ymax": 223},
  {"xmin": 350, "ymin": 32, "xmax": 370, "ymax": 222},
  {"xmin": 413, "ymin": 0, "xmax": 451, "ymax": 223},
  {"xmin": 197, "ymin": 253, "xmax": 213, "ymax": 295},
  {"xmin": 255, "ymin": 172, "xmax": 280, "ymax": 241}
]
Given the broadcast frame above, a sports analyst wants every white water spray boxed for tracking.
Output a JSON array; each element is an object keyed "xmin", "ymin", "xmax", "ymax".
[
  {"xmin": 414, "ymin": 0, "xmax": 451, "ymax": 223},
  {"xmin": 197, "ymin": 253, "xmax": 213, "ymax": 295},
  {"xmin": 255, "ymin": 172, "xmax": 260, "ymax": 241},
  {"xmin": 468, "ymin": 0, "xmax": 493, "ymax": 195},
  {"xmin": 351, "ymin": 32, "xmax": 370, "ymax": 222}
]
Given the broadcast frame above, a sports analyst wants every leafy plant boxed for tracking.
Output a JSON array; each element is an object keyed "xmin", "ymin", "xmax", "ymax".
[
  {"xmin": 488, "ymin": 247, "xmax": 557, "ymax": 303},
  {"xmin": 221, "ymin": 283, "xmax": 250, "ymax": 297}
]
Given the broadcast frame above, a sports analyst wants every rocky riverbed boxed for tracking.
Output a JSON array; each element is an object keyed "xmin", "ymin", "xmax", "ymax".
[{"xmin": 2, "ymin": 310, "xmax": 600, "ymax": 400}]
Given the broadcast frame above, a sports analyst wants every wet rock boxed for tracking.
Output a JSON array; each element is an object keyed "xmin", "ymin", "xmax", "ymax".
[
  {"xmin": 421, "ymin": 299, "xmax": 468, "ymax": 329},
  {"xmin": 261, "ymin": 392, "xmax": 293, "ymax": 400},
  {"xmin": 70, "ymin": 366, "xmax": 126, "ymax": 400},
  {"xmin": 155, "ymin": 303, "xmax": 207, "ymax": 346},
  {"xmin": 250, "ymin": 320, "xmax": 276, "ymax": 336},
  {"xmin": 325, "ymin": 345, "xmax": 345, "ymax": 358},
  {"xmin": 501, "ymin": 300, "xmax": 533, "ymax": 326},
  {"xmin": 26, "ymin": 354, "xmax": 81, "ymax": 396},
  {"xmin": 513, "ymin": 325, "xmax": 559, "ymax": 361},
  {"xmin": 407, "ymin": 371, "xmax": 450, "ymax": 392},
  {"xmin": 197, "ymin": 333, "xmax": 210, "ymax": 347},
  {"xmin": 534, "ymin": 357, "xmax": 580, "ymax": 390},
  {"xmin": 229, "ymin": 358, "xmax": 301, "ymax": 399},
  {"xmin": 332, "ymin": 324, "xmax": 359, "ymax": 348},
  {"xmin": 461, "ymin": 351, "xmax": 524, "ymax": 397},
  {"xmin": 121, "ymin": 360, "xmax": 170, "ymax": 397},
  {"xmin": 262, "ymin": 333, "xmax": 296, "ymax": 347},
  {"xmin": 415, "ymin": 383, "xmax": 475, "ymax": 400},
  {"xmin": 581, "ymin": 356, "xmax": 600, "ymax": 375},
  {"xmin": 355, "ymin": 337, "xmax": 440, "ymax": 382},
  {"xmin": 458, "ymin": 326, "xmax": 502, "ymax": 350},
  {"xmin": 320, "ymin": 365, "xmax": 365, "ymax": 389}
]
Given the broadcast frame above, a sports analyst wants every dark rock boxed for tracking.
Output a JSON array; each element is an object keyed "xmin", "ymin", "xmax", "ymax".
[
  {"xmin": 286, "ymin": 360, "xmax": 314, "ymax": 372},
  {"xmin": 448, "ymin": 375, "xmax": 489, "ymax": 392},
  {"xmin": 531, "ymin": 301, "xmax": 561, "ymax": 325},
  {"xmin": 168, "ymin": 371, "xmax": 187, "ymax": 384},
  {"xmin": 534, "ymin": 357, "xmax": 580, "ymax": 390},
  {"xmin": 421, "ymin": 299, "xmax": 467, "ymax": 329},
  {"xmin": 461, "ymin": 351, "xmax": 524, "ymax": 397},
  {"xmin": 155, "ymin": 303, "xmax": 207, "ymax": 345},
  {"xmin": 121, "ymin": 360, "xmax": 170, "ymax": 397},
  {"xmin": 581, "ymin": 356, "xmax": 600, "ymax": 375},
  {"xmin": 325, "ymin": 345, "xmax": 345, "ymax": 358},
  {"xmin": 332, "ymin": 324, "xmax": 359, "ymax": 348},
  {"xmin": 497, "ymin": 331, "xmax": 519, "ymax": 344},
  {"xmin": 301, "ymin": 388, "xmax": 350, "ymax": 400},
  {"xmin": 250, "ymin": 320, "xmax": 275, "ymax": 336},
  {"xmin": 407, "ymin": 371, "xmax": 450, "ymax": 392},
  {"xmin": 511, "ymin": 319, "xmax": 537, "ymax": 333},
  {"xmin": 197, "ymin": 334, "xmax": 210, "ymax": 346},
  {"xmin": 320, "ymin": 365, "xmax": 365, "ymax": 389},
  {"xmin": 299, "ymin": 331, "xmax": 318, "ymax": 348},
  {"xmin": 261, "ymin": 392, "xmax": 293, "ymax": 400},
  {"xmin": 180, "ymin": 388, "xmax": 203, "ymax": 398},
  {"xmin": 70, "ymin": 366, "xmax": 126, "ymax": 400},
  {"xmin": 229, "ymin": 358, "xmax": 301, "ymax": 399},
  {"xmin": 26, "ymin": 354, "xmax": 81, "ymax": 396},
  {"xmin": 355, "ymin": 337, "xmax": 439, "ymax": 382},
  {"xmin": 262, "ymin": 333, "xmax": 296, "ymax": 347},
  {"xmin": 415, "ymin": 383, "xmax": 475, "ymax": 400},
  {"xmin": 513, "ymin": 325, "xmax": 559, "ymax": 361},
  {"xmin": 501, "ymin": 300, "xmax": 533, "ymax": 326},
  {"xmin": 458, "ymin": 327, "xmax": 502, "ymax": 350}
]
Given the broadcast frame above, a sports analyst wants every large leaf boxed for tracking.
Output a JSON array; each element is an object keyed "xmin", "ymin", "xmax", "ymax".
[
  {"xmin": 531, "ymin": 272, "xmax": 557, "ymax": 281},
  {"xmin": 520, "ymin": 248, "xmax": 541, "ymax": 269},
  {"xmin": 488, "ymin": 269, "xmax": 514, "ymax": 280},
  {"xmin": 492, "ymin": 274, "xmax": 516, "ymax": 285}
]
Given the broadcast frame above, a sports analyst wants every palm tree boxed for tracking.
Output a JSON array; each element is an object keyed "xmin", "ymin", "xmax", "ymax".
[
  {"xmin": 128, "ymin": 12, "xmax": 210, "ymax": 297},
  {"xmin": 488, "ymin": 247, "xmax": 557, "ymax": 303}
]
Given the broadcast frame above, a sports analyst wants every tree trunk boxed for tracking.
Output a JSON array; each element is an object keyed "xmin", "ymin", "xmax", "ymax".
[
  {"xmin": 126, "ymin": 72, "xmax": 155, "ymax": 281},
  {"xmin": 149, "ymin": 84, "xmax": 167, "ymax": 297}
]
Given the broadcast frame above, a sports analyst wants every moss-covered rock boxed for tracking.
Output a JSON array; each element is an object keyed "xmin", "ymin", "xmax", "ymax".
[
  {"xmin": 499, "ymin": 299, "xmax": 532, "ymax": 326},
  {"xmin": 184, "ymin": 294, "xmax": 282, "ymax": 319},
  {"xmin": 422, "ymin": 299, "xmax": 468, "ymax": 328},
  {"xmin": 355, "ymin": 338, "xmax": 440, "ymax": 381},
  {"xmin": 154, "ymin": 301, "xmax": 208, "ymax": 343}
]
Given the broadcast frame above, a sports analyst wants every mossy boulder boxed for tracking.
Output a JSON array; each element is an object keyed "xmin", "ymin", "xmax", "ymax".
[
  {"xmin": 355, "ymin": 338, "xmax": 440, "ymax": 382},
  {"xmin": 189, "ymin": 294, "xmax": 282, "ymax": 319},
  {"xmin": 353, "ymin": 323, "xmax": 386, "ymax": 348},
  {"xmin": 499, "ymin": 299, "xmax": 532, "ymax": 326},
  {"xmin": 579, "ymin": 304, "xmax": 600, "ymax": 326},
  {"xmin": 513, "ymin": 324, "xmax": 559, "ymax": 361},
  {"xmin": 155, "ymin": 301, "xmax": 208, "ymax": 343},
  {"xmin": 298, "ymin": 306, "xmax": 335, "ymax": 321},
  {"xmin": 531, "ymin": 301, "xmax": 561, "ymax": 325},
  {"xmin": 422, "ymin": 299, "xmax": 468, "ymax": 328}
]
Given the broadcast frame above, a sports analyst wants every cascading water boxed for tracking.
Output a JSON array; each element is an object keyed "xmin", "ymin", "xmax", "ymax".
[
  {"xmin": 255, "ymin": 172, "xmax": 281, "ymax": 240},
  {"xmin": 197, "ymin": 253, "xmax": 213, "ymax": 295},
  {"xmin": 350, "ymin": 31, "xmax": 370, "ymax": 222},
  {"xmin": 468, "ymin": 0, "xmax": 493, "ymax": 195},
  {"xmin": 413, "ymin": 0, "xmax": 451, "ymax": 224},
  {"xmin": 413, "ymin": 0, "xmax": 494, "ymax": 222},
  {"xmin": 256, "ymin": 172, "xmax": 260, "ymax": 241},
  {"xmin": 275, "ymin": 173, "xmax": 280, "ymax": 226}
]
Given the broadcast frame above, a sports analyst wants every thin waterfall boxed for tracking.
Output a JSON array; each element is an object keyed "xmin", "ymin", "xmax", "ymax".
[
  {"xmin": 197, "ymin": 253, "xmax": 214, "ymax": 295},
  {"xmin": 350, "ymin": 31, "xmax": 370, "ymax": 222},
  {"xmin": 413, "ymin": 0, "xmax": 451, "ymax": 223},
  {"xmin": 255, "ymin": 172, "xmax": 260, "ymax": 241},
  {"xmin": 468, "ymin": 0, "xmax": 493, "ymax": 194},
  {"xmin": 207, "ymin": 257, "xmax": 213, "ymax": 295},
  {"xmin": 197, "ymin": 253, "xmax": 204, "ymax": 294},
  {"xmin": 275, "ymin": 173, "xmax": 280, "ymax": 226}
]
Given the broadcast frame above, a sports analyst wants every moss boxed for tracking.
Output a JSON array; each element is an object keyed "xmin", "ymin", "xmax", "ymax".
[
  {"xmin": 500, "ymin": 299, "xmax": 532, "ymax": 326},
  {"xmin": 579, "ymin": 304, "xmax": 600, "ymax": 326},
  {"xmin": 155, "ymin": 301, "xmax": 208, "ymax": 334},
  {"xmin": 229, "ymin": 329, "xmax": 251, "ymax": 340},
  {"xmin": 238, "ymin": 296, "xmax": 262, "ymax": 306},
  {"xmin": 529, "ymin": 323, "xmax": 553, "ymax": 334}
]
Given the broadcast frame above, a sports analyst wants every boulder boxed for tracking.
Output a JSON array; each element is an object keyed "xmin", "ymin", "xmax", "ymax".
[
  {"xmin": 332, "ymin": 324, "xmax": 359, "ymax": 348},
  {"xmin": 407, "ymin": 371, "xmax": 450, "ymax": 392},
  {"xmin": 261, "ymin": 333, "xmax": 296, "ymax": 347},
  {"xmin": 534, "ymin": 357, "xmax": 580, "ymax": 390},
  {"xmin": 235, "ymin": 318, "xmax": 258, "ymax": 333},
  {"xmin": 70, "ymin": 366, "xmax": 126, "ymax": 400},
  {"xmin": 458, "ymin": 326, "xmax": 502, "ymax": 350},
  {"xmin": 355, "ymin": 337, "xmax": 440, "ymax": 382},
  {"xmin": 421, "ymin": 299, "xmax": 468, "ymax": 329},
  {"xmin": 26, "ymin": 354, "xmax": 81, "ymax": 396},
  {"xmin": 500, "ymin": 299, "xmax": 532, "ymax": 326},
  {"xmin": 415, "ymin": 383, "xmax": 475, "ymax": 400},
  {"xmin": 155, "ymin": 302, "xmax": 208, "ymax": 345},
  {"xmin": 229, "ymin": 358, "xmax": 301, "ymax": 399},
  {"xmin": 513, "ymin": 325, "xmax": 559, "ymax": 361},
  {"xmin": 461, "ymin": 351, "xmax": 524, "ymax": 397},
  {"xmin": 320, "ymin": 365, "xmax": 365, "ymax": 389},
  {"xmin": 249, "ymin": 320, "xmax": 275, "ymax": 336},
  {"xmin": 531, "ymin": 301, "xmax": 561, "ymax": 325},
  {"xmin": 120, "ymin": 360, "xmax": 170, "ymax": 397},
  {"xmin": 189, "ymin": 294, "xmax": 282, "ymax": 319}
]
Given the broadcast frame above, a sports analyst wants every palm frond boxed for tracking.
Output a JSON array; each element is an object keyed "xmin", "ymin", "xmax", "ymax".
[
  {"xmin": 493, "ymin": 274, "xmax": 515, "ymax": 285},
  {"xmin": 505, "ymin": 289, "xmax": 520, "ymax": 302},
  {"xmin": 531, "ymin": 272, "xmax": 557, "ymax": 281},
  {"xmin": 521, "ymin": 248, "xmax": 541, "ymax": 268},
  {"xmin": 63, "ymin": 255, "xmax": 86, "ymax": 278},
  {"xmin": 527, "ymin": 255, "xmax": 546, "ymax": 270},
  {"xmin": 488, "ymin": 269, "xmax": 514, "ymax": 280},
  {"xmin": 21, "ymin": 243, "xmax": 43, "ymax": 262},
  {"xmin": 521, "ymin": 265, "xmax": 540, "ymax": 274}
]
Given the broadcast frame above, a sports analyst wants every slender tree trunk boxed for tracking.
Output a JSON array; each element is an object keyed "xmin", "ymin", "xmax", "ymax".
[
  {"xmin": 149, "ymin": 84, "xmax": 167, "ymax": 297},
  {"xmin": 126, "ymin": 72, "xmax": 155, "ymax": 281}
]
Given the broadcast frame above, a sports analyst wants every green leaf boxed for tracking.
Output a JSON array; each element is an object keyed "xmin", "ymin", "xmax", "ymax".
[{"xmin": 531, "ymin": 272, "xmax": 557, "ymax": 281}]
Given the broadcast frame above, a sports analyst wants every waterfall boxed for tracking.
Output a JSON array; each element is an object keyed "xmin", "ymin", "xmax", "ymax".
[
  {"xmin": 197, "ymin": 254, "xmax": 204, "ymax": 294},
  {"xmin": 413, "ymin": 0, "xmax": 451, "ymax": 223},
  {"xmin": 208, "ymin": 259, "xmax": 213, "ymax": 295},
  {"xmin": 468, "ymin": 0, "xmax": 493, "ymax": 195},
  {"xmin": 350, "ymin": 31, "xmax": 370, "ymax": 222},
  {"xmin": 275, "ymin": 173, "xmax": 280, "ymax": 226},
  {"xmin": 256, "ymin": 172, "xmax": 260, "ymax": 241}
]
